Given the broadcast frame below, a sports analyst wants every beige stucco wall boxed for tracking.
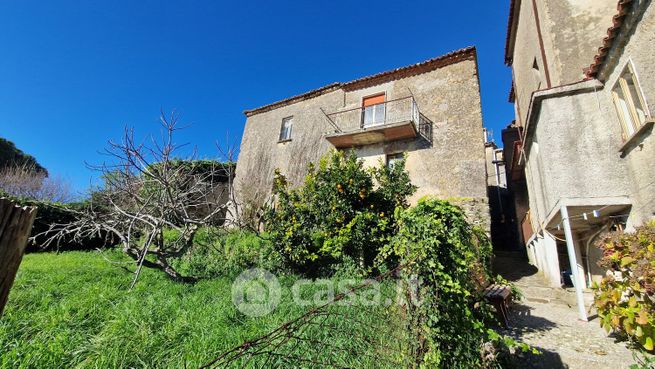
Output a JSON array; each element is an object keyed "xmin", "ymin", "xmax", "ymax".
[
  {"xmin": 540, "ymin": 0, "xmax": 618, "ymax": 85},
  {"xmin": 512, "ymin": 0, "xmax": 547, "ymax": 127},
  {"xmin": 235, "ymin": 58, "xmax": 490, "ymax": 230},
  {"xmin": 525, "ymin": 89, "xmax": 630, "ymax": 226},
  {"xmin": 510, "ymin": 0, "xmax": 617, "ymax": 126},
  {"xmin": 598, "ymin": 0, "xmax": 655, "ymax": 226},
  {"xmin": 509, "ymin": 0, "xmax": 653, "ymax": 287}
]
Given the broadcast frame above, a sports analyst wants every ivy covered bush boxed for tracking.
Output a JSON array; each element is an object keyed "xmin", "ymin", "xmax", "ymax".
[
  {"xmin": 264, "ymin": 150, "xmax": 416, "ymax": 276},
  {"xmin": 594, "ymin": 222, "xmax": 655, "ymax": 352},
  {"xmin": 378, "ymin": 198, "xmax": 521, "ymax": 368},
  {"xmin": 0, "ymin": 190, "xmax": 117, "ymax": 251},
  {"xmin": 168, "ymin": 228, "xmax": 282, "ymax": 278}
]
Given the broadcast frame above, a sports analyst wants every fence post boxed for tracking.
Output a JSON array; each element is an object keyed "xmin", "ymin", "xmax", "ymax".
[{"xmin": 0, "ymin": 198, "xmax": 37, "ymax": 316}]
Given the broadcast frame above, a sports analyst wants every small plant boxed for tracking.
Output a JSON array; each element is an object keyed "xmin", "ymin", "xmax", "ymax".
[
  {"xmin": 630, "ymin": 350, "xmax": 655, "ymax": 369},
  {"xmin": 593, "ymin": 221, "xmax": 655, "ymax": 352},
  {"xmin": 264, "ymin": 150, "xmax": 415, "ymax": 276},
  {"xmin": 170, "ymin": 228, "xmax": 282, "ymax": 278}
]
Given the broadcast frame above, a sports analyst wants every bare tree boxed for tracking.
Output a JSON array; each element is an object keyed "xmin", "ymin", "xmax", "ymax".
[
  {"xmin": 38, "ymin": 112, "xmax": 237, "ymax": 285},
  {"xmin": 0, "ymin": 164, "xmax": 73, "ymax": 203}
]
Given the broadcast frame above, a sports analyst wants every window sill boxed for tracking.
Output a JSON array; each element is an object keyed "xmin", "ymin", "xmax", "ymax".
[
  {"xmin": 619, "ymin": 119, "xmax": 654, "ymax": 154},
  {"xmin": 278, "ymin": 139, "xmax": 292, "ymax": 144}
]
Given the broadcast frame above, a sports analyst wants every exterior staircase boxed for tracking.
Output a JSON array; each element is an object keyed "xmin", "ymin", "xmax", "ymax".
[{"xmin": 492, "ymin": 251, "xmax": 595, "ymax": 309}]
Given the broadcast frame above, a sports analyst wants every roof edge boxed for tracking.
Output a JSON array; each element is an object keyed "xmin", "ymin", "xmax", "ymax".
[
  {"xmin": 504, "ymin": 0, "xmax": 520, "ymax": 65},
  {"xmin": 522, "ymin": 79, "xmax": 604, "ymax": 150},
  {"xmin": 244, "ymin": 83, "xmax": 342, "ymax": 117},
  {"xmin": 583, "ymin": 0, "xmax": 633, "ymax": 79},
  {"xmin": 244, "ymin": 46, "xmax": 477, "ymax": 117},
  {"xmin": 342, "ymin": 46, "xmax": 477, "ymax": 91}
]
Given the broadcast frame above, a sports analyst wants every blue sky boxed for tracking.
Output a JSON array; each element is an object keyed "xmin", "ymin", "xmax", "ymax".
[{"xmin": 0, "ymin": 0, "xmax": 513, "ymax": 195}]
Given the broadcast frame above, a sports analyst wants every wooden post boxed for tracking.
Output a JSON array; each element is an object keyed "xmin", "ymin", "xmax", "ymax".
[{"xmin": 0, "ymin": 198, "xmax": 37, "ymax": 316}]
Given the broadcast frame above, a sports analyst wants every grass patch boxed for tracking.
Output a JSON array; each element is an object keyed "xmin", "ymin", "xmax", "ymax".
[{"xmin": 0, "ymin": 251, "xmax": 406, "ymax": 368}]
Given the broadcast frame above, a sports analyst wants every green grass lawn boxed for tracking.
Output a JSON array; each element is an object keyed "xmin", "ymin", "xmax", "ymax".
[{"xmin": 0, "ymin": 251, "xmax": 407, "ymax": 368}]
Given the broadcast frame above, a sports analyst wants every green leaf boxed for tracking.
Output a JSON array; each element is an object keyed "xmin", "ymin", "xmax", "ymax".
[
  {"xmin": 621, "ymin": 256, "xmax": 635, "ymax": 267},
  {"xmin": 643, "ymin": 336, "xmax": 654, "ymax": 351}
]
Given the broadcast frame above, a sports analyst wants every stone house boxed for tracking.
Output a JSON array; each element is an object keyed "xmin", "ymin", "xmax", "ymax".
[
  {"xmin": 503, "ymin": 0, "xmax": 654, "ymax": 320},
  {"xmin": 234, "ymin": 47, "xmax": 490, "ymax": 231}
]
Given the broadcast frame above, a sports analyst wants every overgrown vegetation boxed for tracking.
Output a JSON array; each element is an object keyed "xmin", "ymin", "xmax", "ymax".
[
  {"xmin": 0, "ymin": 250, "xmax": 400, "ymax": 368},
  {"xmin": 2, "ymin": 135, "xmax": 532, "ymax": 367},
  {"xmin": 378, "ymin": 198, "xmax": 527, "ymax": 368},
  {"xmin": 39, "ymin": 115, "xmax": 236, "ymax": 284},
  {"xmin": 594, "ymin": 221, "xmax": 655, "ymax": 352},
  {"xmin": 265, "ymin": 150, "xmax": 415, "ymax": 276},
  {"xmin": 168, "ymin": 228, "xmax": 282, "ymax": 278}
]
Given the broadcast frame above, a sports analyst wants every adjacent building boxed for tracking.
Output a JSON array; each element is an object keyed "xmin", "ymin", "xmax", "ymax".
[
  {"xmin": 235, "ymin": 47, "xmax": 491, "ymax": 231},
  {"xmin": 504, "ymin": 0, "xmax": 654, "ymax": 320},
  {"xmin": 485, "ymin": 131, "xmax": 520, "ymax": 251}
]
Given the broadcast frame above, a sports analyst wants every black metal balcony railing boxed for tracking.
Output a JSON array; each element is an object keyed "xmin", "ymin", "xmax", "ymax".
[{"xmin": 324, "ymin": 96, "xmax": 419, "ymax": 133}]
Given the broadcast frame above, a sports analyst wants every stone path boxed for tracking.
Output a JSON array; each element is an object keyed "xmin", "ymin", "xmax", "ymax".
[{"xmin": 493, "ymin": 252, "xmax": 635, "ymax": 369}]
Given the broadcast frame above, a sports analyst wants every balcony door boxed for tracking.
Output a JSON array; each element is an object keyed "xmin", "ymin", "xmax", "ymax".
[{"xmin": 362, "ymin": 93, "xmax": 386, "ymax": 128}]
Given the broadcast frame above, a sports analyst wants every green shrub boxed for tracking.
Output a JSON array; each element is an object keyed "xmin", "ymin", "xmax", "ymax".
[
  {"xmin": 378, "ymin": 197, "xmax": 521, "ymax": 368},
  {"xmin": 169, "ymin": 228, "xmax": 282, "ymax": 278},
  {"xmin": 594, "ymin": 221, "xmax": 655, "ymax": 352},
  {"xmin": 0, "ymin": 191, "xmax": 117, "ymax": 252},
  {"xmin": 264, "ymin": 150, "xmax": 416, "ymax": 276}
]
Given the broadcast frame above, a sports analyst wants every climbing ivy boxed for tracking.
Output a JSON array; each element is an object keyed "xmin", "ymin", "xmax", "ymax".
[{"xmin": 378, "ymin": 197, "xmax": 531, "ymax": 368}]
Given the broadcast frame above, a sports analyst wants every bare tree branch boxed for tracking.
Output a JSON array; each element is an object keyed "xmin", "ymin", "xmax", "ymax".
[{"xmin": 34, "ymin": 113, "xmax": 236, "ymax": 285}]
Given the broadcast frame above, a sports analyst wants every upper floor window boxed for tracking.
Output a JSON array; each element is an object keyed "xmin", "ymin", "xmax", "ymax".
[
  {"xmin": 279, "ymin": 116, "xmax": 293, "ymax": 141},
  {"xmin": 532, "ymin": 58, "xmax": 542, "ymax": 90},
  {"xmin": 362, "ymin": 93, "xmax": 386, "ymax": 128},
  {"xmin": 611, "ymin": 62, "xmax": 650, "ymax": 138},
  {"xmin": 386, "ymin": 152, "xmax": 404, "ymax": 168}
]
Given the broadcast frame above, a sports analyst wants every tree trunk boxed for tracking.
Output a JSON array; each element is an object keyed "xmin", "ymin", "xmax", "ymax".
[{"xmin": 0, "ymin": 198, "xmax": 37, "ymax": 316}]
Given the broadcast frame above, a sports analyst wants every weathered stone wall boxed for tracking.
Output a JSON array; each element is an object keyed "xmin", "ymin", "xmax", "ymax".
[
  {"xmin": 235, "ymin": 89, "xmax": 342, "ymax": 214},
  {"xmin": 598, "ymin": 0, "xmax": 655, "ymax": 226},
  {"xmin": 235, "ymin": 57, "xmax": 490, "ymax": 231}
]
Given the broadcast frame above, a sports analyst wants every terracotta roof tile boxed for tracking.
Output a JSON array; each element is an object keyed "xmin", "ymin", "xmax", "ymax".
[
  {"xmin": 244, "ymin": 47, "xmax": 477, "ymax": 117},
  {"xmin": 342, "ymin": 47, "xmax": 477, "ymax": 91},
  {"xmin": 584, "ymin": 0, "xmax": 633, "ymax": 79},
  {"xmin": 243, "ymin": 83, "xmax": 341, "ymax": 117}
]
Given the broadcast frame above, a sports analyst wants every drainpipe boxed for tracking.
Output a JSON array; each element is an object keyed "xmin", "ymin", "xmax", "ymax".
[{"xmin": 561, "ymin": 205, "xmax": 588, "ymax": 321}]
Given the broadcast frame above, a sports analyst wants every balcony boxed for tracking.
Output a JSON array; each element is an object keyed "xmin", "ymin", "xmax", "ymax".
[{"xmin": 324, "ymin": 96, "xmax": 425, "ymax": 148}]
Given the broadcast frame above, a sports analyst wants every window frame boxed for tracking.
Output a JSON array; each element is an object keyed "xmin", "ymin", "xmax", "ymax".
[
  {"xmin": 361, "ymin": 92, "xmax": 386, "ymax": 128},
  {"xmin": 386, "ymin": 152, "xmax": 404, "ymax": 168},
  {"xmin": 611, "ymin": 60, "xmax": 651, "ymax": 140},
  {"xmin": 278, "ymin": 116, "xmax": 293, "ymax": 142}
]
